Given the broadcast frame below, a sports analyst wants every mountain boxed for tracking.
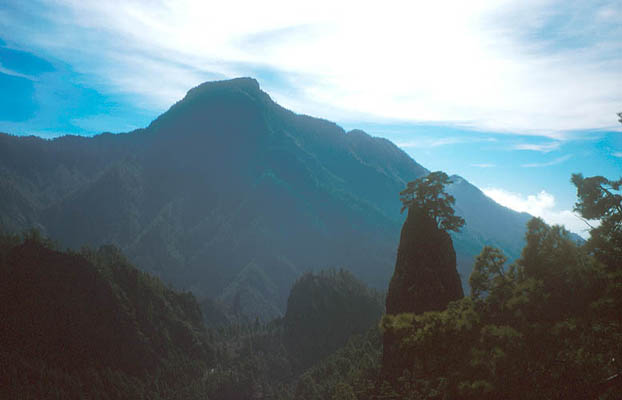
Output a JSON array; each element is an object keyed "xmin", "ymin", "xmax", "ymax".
[
  {"xmin": 0, "ymin": 77, "xmax": 532, "ymax": 318},
  {"xmin": 283, "ymin": 269, "xmax": 383, "ymax": 371},
  {"xmin": 0, "ymin": 233, "xmax": 214, "ymax": 399}
]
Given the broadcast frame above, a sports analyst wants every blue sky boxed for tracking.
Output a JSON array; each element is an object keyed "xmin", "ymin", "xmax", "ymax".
[{"xmin": 0, "ymin": 0, "xmax": 620, "ymax": 237}]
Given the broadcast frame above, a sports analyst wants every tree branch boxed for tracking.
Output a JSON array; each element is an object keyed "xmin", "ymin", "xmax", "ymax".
[{"xmin": 574, "ymin": 213, "xmax": 596, "ymax": 230}]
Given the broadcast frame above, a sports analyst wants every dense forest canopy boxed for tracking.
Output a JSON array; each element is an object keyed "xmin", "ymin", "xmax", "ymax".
[
  {"xmin": 1, "ymin": 171, "xmax": 620, "ymax": 399},
  {"xmin": 376, "ymin": 172, "xmax": 622, "ymax": 399},
  {"xmin": 0, "ymin": 231, "xmax": 214, "ymax": 399}
]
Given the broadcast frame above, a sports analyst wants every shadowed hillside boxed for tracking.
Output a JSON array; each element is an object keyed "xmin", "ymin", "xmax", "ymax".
[{"xmin": 0, "ymin": 232, "xmax": 213, "ymax": 399}]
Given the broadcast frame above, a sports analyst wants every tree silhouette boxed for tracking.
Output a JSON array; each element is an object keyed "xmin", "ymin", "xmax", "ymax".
[
  {"xmin": 400, "ymin": 171, "xmax": 465, "ymax": 232},
  {"xmin": 469, "ymin": 246, "xmax": 508, "ymax": 299},
  {"xmin": 572, "ymin": 173, "xmax": 622, "ymax": 268}
]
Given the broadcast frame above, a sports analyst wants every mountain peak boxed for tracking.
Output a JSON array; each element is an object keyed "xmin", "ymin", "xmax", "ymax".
[
  {"xmin": 149, "ymin": 77, "xmax": 270, "ymax": 130},
  {"xmin": 190, "ymin": 77, "xmax": 261, "ymax": 96},
  {"xmin": 181, "ymin": 77, "xmax": 265, "ymax": 104}
]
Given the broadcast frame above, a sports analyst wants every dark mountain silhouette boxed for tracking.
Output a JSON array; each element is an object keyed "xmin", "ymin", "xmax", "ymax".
[
  {"xmin": 0, "ymin": 77, "xmax": 532, "ymax": 318},
  {"xmin": 0, "ymin": 234, "xmax": 213, "ymax": 399}
]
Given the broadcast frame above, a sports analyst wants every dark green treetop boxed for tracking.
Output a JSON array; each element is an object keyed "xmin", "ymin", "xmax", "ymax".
[
  {"xmin": 400, "ymin": 171, "xmax": 465, "ymax": 232},
  {"xmin": 571, "ymin": 173, "xmax": 621, "ymax": 268},
  {"xmin": 469, "ymin": 245, "xmax": 509, "ymax": 300},
  {"xmin": 571, "ymin": 174, "xmax": 621, "ymax": 220}
]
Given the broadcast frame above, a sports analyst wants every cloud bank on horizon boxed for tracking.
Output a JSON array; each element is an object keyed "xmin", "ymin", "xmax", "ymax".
[
  {"xmin": 0, "ymin": 0, "xmax": 620, "ymax": 137},
  {"xmin": 483, "ymin": 187, "xmax": 593, "ymax": 239}
]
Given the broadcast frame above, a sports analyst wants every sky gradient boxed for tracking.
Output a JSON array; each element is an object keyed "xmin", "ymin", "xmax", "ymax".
[{"xmin": 1, "ymin": 0, "xmax": 620, "ymax": 237}]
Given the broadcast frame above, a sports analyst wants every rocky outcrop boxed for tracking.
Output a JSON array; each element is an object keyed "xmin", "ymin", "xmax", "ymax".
[
  {"xmin": 385, "ymin": 207, "xmax": 463, "ymax": 315},
  {"xmin": 383, "ymin": 207, "xmax": 464, "ymax": 378}
]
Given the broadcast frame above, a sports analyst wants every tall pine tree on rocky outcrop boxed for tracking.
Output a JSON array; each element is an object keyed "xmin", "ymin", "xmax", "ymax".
[
  {"xmin": 383, "ymin": 172, "xmax": 465, "ymax": 377},
  {"xmin": 385, "ymin": 171, "xmax": 465, "ymax": 315}
]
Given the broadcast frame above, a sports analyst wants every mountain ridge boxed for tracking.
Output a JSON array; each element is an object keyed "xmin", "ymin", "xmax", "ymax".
[{"xmin": 0, "ymin": 77, "xmax": 533, "ymax": 318}]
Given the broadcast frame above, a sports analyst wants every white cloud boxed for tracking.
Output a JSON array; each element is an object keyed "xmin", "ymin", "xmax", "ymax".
[
  {"xmin": 522, "ymin": 154, "xmax": 572, "ymax": 168},
  {"xmin": 613, "ymin": 152, "xmax": 622, "ymax": 158},
  {"xmin": 2, "ymin": 0, "xmax": 621, "ymax": 136},
  {"xmin": 513, "ymin": 142, "xmax": 560, "ymax": 152},
  {"xmin": 483, "ymin": 187, "xmax": 592, "ymax": 238}
]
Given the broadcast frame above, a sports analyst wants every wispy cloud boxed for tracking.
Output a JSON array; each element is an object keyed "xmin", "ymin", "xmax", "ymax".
[
  {"xmin": 0, "ymin": 62, "xmax": 37, "ymax": 81},
  {"xmin": 483, "ymin": 187, "xmax": 592, "ymax": 238},
  {"xmin": 398, "ymin": 137, "xmax": 463, "ymax": 148},
  {"xmin": 0, "ymin": 0, "xmax": 621, "ymax": 136},
  {"xmin": 398, "ymin": 136, "xmax": 496, "ymax": 148},
  {"xmin": 513, "ymin": 141, "xmax": 560, "ymax": 153},
  {"xmin": 522, "ymin": 154, "xmax": 573, "ymax": 168},
  {"xmin": 471, "ymin": 163, "xmax": 496, "ymax": 168},
  {"xmin": 613, "ymin": 152, "xmax": 622, "ymax": 158}
]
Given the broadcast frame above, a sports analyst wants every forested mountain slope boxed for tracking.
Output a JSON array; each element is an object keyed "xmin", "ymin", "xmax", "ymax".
[
  {"xmin": 0, "ymin": 77, "xmax": 531, "ymax": 318},
  {"xmin": 0, "ymin": 233, "xmax": 213, "ymax": 399}
]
